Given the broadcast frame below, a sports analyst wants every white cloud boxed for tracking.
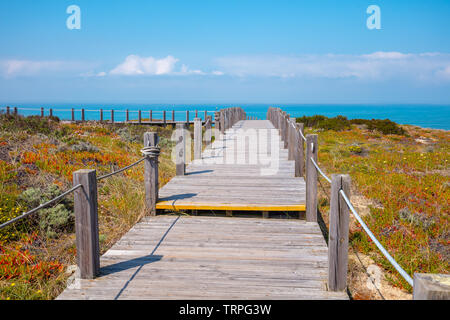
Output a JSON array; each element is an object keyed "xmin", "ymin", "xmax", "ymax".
[
  {"xmin": 215, "ymin": 52, "xmax": 450, "ymax": 82},
  {"xmin": 0, "ymin": 59, "xmax": 86, "ymax": 77},
  {"xmin": 110, "ymin": 55, "xmax": 179, "ymax": 75}
]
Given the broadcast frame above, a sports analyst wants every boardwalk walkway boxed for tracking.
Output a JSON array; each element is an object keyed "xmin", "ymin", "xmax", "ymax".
[
  {"xmin": 157, "ymin": 120, "xmax": 306, "ymax": 213},
  {"xmin": 57, "ymin": 120, "xmax": 348, "ymax": 300},
  {"xmin": 57, "ymin": 216, "xmax": 347, "ymax": 300}
]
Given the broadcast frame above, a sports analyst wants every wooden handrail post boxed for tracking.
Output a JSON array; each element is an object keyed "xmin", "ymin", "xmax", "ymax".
[
  {"xmin": 100, "ymin": 109, "xmax": 103, "ymax": 122},
  {"xmin": 305, "ymin": 134, "xmax": 318, "ymax": 222},
  {"xmin": 172, "ymin": 110, "xmax": 175, "ymax": 122},
  {"xmin": 71, "ymin": 108, "xmax": 75, "ymax": 122},
  {"xmin": 163, "ymin": 110, "xmax": 166, "ymax": 126},
  {"xmin": 288, "ymin": 118, "xmax": 296, "ymax": 160},
  {"xmin": 205, "ymin": 115, "xmax": 212, "ymax": 147},
  {"xmin": 40, "ymin": 107, "xmax": 44, "ymax": 117},
  {"xmin": 139, "ymin": 110, "xmax": 143, "ymax": 124},
  {"xmin": 194, "ymin": 118, "xmax": 202, "ymax": 160},
  {"xmin": 49, "ymin": 108, "xmax": 53, "ymax": 117},
  {"xmin": 176, "ymin": 123, "xmax": 186, "ymax": 175},
  {"xmin": 328, "ymin": 174, "xmax": 350, "ymax": 292},
  {"xmin": 214, "ymin": 111, "xmax": 220, "ymax": 139},
  {"xmin": 6, "ymin": 106, "xmax": 10, "ymax": 115},
  {"xmin": 126, "ymin": 109, "xmax": 129, "ymax": 122},
  {"xmin": 150, "ymin": 110, "xmax": 153, "ymax": 122},
  {"xmin": 220, "ymin": 110, "xmax": 225, "ymax": 134},
  {"xmin": 413, "ymin": 273, "xmax": 450, "ymax": 299},
  {"xmin": 186, "ymin": 110, "xmax": 189, "ymax": 125},
  {"xmin": 295, "ymin": 123, "xmax": 304, "ymax": 177},
  {"xmin": 81, "ymin": 109, "xmax": 85, "ymax": 122},
  {"xmin": 110, "ymin": 110, "xmax": 114, "ymax": 123},
  {"xmin": 144, "ymin": 132, "xmax": 159, "ymax": 216},
  {"xmin": 73, "ymin": 169, "xmax": 100, "ymax": 279},
  {"xmin": 204, "ymin": 110, "xmax": 207, "ymax": 121}
]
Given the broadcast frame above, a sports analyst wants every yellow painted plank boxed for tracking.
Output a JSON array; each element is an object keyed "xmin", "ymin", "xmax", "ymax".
[{"xmin": 156, "ymin": 201, "xmax": 305, "ymax": 212}]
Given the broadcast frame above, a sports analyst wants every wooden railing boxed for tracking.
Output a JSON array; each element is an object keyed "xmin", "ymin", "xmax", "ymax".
[
  {"xmin": 2, "ymin": 106, "xmax": 215, "ymax": 125},
  {"xmin": 267, "ymin": 106, "xmax": 450, "ymax": 300}
]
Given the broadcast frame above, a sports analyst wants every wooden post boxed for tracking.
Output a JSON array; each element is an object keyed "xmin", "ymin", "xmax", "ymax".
[
  {"xmin": 204, "ymin": 110, "xmax": 207, "ymax": 121},
  {"xmin": 40, "ymin": 107, "xmax": 44, "ymax": 117},
  {"xmin": 288, "ymin": 118, "xmax": 296, "ymax": 160},
  {"xmin": 176, "ymin": 123, "xmax": 186, "ymax": 175},
  {"xmin": 13, "ymin": 107, "xmax": 18, "ymax": 115},
  {"xmin": 144, "ymin": 132, "xmax": 159, "ymax": 216},
  {"xmin": 139, "ymin": 110, "xmax": 142, "ymax": 124},
  {"xmin": 6, "ymin": 106, "xmax": 10, "ymax": 115},
  {"xmin": 305, "ymin": 134, "xmax": 318, "ymax": 222},
  {"xmin": 205, "ymin": 115, "xmax": 212, "ymax": 146},
  {"xmin": 163, "ymin": 110, "xmax": 166, "ymax": 126},
  {"xmin": 194, "ymin": 118, "xmax": 202, "ymax": 160},
  {"xmin": 100, "ymin": 109, "xmax": 103, "ymax": 122},
  {"xmin": 71, "ymin": 108, "xmax": 75, "ymax": 122},
  {"xmin": 172, "ymin": 110, "xmax": 175, "ymax": 122},
  {"xmin": 195, "ymin": 109, "xmax": 198, "ymax": 118},
  {"xmin": 149, "ymin": 110, "xmax": 153, "ymax": 122},
  {"xmin": 49, "ymin": 108, "xmax": 53, "ymax": 117},
  {"xmin": 186, "ymin": 110, "xmax": 189, "ymax": 125},
  {"xmin": 110, "ymin": 110, "xmax": 114, "ymax": 123},
  {"xmin": 328, "ymin": 174, "xmax": 350, "ymax": 292},
  {"xmin": 126, "ymin": 109, "xmax": 129, "ymax": 122},
  {"xmin": 295, "ymin": 123, "xmax": 304, "ymax": 177},
  {"xmin": 81, "ymin": 109, "xmax": 85, "ymax": 122},
  {"xmin": 73, "ymin": 169, "xmax": 100, "ymax": 279},
  {"xmin": 413, "ymin": 273, "xmax": 450, "ymax": 300},
  {"xmin": 220, "ymin": 110, "xmax": 225, "ymax": 134}
]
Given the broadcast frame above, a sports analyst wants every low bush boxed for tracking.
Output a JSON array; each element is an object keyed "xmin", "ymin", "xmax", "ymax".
[{"xmin": 296, "ymin": 114, "xmax": 406, "ymax": 135}]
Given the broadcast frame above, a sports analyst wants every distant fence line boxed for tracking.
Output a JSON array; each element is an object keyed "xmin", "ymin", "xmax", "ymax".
[{"xmin": 1, "ymin": 106, "xmax": 264, "ymax": 124}]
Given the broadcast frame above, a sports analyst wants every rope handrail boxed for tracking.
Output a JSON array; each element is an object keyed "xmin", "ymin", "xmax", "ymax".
[
  {"xmin": 97, "ymin": 157, "xmax": 146, "ymax": 181},
  {"xmin": 339, "ymin": 189, "xmax": 414, "ymax": 287},
  {"xmin": 0, "ymin": 184, "xmax": 82, "ymax": 230},
  {"xmin": 96, "ymin": 146, "xmax": 160, "ymax": 181},
  {"xmin": 299, "ymin": 129, "xmax": 307, "ymax": 142},
  {"xmin": 310, "ymin": 157, "xmax": 332, "ymax": 183}
]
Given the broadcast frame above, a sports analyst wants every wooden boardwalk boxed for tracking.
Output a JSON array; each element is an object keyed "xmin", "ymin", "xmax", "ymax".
[
  {"xmin": 57, "ymin": 119, "xmax": 348, "ymax": 300},
  {"xmin": 157, "ymin": 120, "xmax": 306, "ymax": 213},
  {"xmin": 57, "ymin": 216, "xmax": 347, "ymax": 300}
]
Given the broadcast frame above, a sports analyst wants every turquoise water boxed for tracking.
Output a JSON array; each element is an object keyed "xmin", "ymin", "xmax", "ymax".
[{"xmin": 2, "ymin": 104, "xmax": 450, "ymax": 130}]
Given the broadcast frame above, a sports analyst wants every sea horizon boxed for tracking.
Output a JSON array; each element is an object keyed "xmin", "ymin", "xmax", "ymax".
[{"xmin": 2, "ymin": 103, "xmax": 449, "ymax": 130}]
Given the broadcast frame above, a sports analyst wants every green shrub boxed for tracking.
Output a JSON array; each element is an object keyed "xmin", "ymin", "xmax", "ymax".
[
  {"xmin": 350, "ymin": 118, "xmax": 406, "ymax": 135},
  {"xmin": 0, "ymin": 113, "xmax": 59, "ymax": 135},
  {"xmin": 295, "ymin": 114, "xmax": 406, "ymax": 135},
  {"xmin": 38, "ymin": 204, "xmax": 74, "ymax": 238},
  {"xmin": 17, "ymin": 185, "xmax": 74, "ymax": 238},
  {"xmin": 70, "ymin": 141, "xmax": 99, "ymax": 153},
  {"xmin": 296, "ymin": 115, "xmax": 351, "ymax": 131}
]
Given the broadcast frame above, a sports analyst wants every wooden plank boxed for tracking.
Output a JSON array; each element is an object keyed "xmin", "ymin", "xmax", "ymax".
[{"xmin": 58, "ymin": 216, "xmax": 347, "ymax": 300}]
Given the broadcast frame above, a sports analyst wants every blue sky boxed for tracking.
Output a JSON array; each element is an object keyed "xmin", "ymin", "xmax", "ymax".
[{"xmin": 0, "ymin": 0, "xmax": 449, "ymax": 104}]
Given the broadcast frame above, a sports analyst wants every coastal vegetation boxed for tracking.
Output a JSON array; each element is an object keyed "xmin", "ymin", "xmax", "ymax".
[
  {"xmin": 0, "ymin": 112, "xmax": 448, "ymax": 299},
  {"xmin": 302, "ymin": 116, "xmax": 449, "ymax": 296},
  {"xmin": 0, "ymin": 113, "xmax": 177, "ymax": 299}
]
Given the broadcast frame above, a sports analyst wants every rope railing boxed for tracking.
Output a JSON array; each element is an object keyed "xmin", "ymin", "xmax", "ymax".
[
  {"xmin": 266, "ymin": 106, "xmax": 423, "ymax": 293},
  {"xmin": 0, "ymin": 184, "xmax": 82, "ymax": 230},
  {"xmin": 310, "ymin": 157, "xmax": 332, "ymax": 183},
  {"xmin": 339, "ymin": 189, "xmax": 414, "ymax": 286},
  {"xmin": 97, "ymin": 157, "xmax": 146, "ymax": 181}
]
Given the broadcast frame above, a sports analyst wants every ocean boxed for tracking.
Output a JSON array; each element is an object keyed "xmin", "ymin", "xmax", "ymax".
[{"xmin": 2, "ymin": 104, "xmax": 449, "ymax": 130}]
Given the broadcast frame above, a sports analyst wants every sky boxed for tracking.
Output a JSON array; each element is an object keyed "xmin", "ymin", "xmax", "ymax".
[{"xmin": 0, "ymin": 0, "xmax": 450, "ymax": 104}]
